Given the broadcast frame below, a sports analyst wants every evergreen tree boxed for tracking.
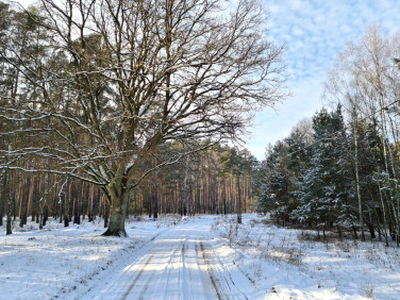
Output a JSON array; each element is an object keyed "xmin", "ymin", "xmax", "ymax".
[
  {"xmin": 256, "ymin": 142, "xmax": 291, "ymax": 224},
  {"xmin": 256, "ymin": 126, "xmax": 313, "ymax": 223},
  {"xmin": 293, "ymin": 106, "xmax": 356, "ymax": 237}
]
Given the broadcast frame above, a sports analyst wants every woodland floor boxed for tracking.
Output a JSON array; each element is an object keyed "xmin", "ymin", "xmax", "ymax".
[{"xmin": 1, "ymin": 214, "xmax": 400, "ymax": 299}]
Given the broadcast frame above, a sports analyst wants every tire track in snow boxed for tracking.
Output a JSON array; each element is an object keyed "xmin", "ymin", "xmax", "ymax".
[
  {"xmin": 200, "ymin": 241, "xmax": 223, "ymax": 300},
  {"xmin": 210, "ymin": 243, "xmax": 250, "ymax": 299},
  {"xmin": 201, "ymin": 239, "xmax": 251, "ymax": 300},
  {"xmin": 137, "ymin": 244, "xmax": 177, "ymax": 300},
  {"xmin": 181, "ymin": 240, "xmax": 188, "ymax": 299},
  {"xmin": 128, "ymin": 240, "xmax": 180, "ymax": 299},
  {"xmin": 122, "ymin": 254, "xmax": 154, "ymax": 300},
  {"xmin": 118, "ymin": 232, "xmax": 172, "ymax": 299},
  {"xmin": 81, "ymin": 225, "xmax": 174, "ymax": 300},
  {"xmin": 160, "ymin": 243, "xmax": 183, "ymax": 300},
  {"xmin": 129, "ymin": 236, "xmax": 188, "ymax": 299},
  {"xmin": 82, "ymin": 218, "xmax": 254, "ymax": 300},
  {"xmin": 161, "ymin": 238, "xmax": 187, "ymax": 299}
]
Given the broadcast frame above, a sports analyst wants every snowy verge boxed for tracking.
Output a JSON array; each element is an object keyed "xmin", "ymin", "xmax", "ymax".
[{"xmin": 209, "ymin": 214, "xmax": 400, "ymax": 299}]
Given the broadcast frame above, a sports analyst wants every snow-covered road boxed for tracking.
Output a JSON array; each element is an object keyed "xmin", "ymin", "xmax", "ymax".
[{"xmin": 85, "ymin": 218, "xmax": 252, "ymax": 300}]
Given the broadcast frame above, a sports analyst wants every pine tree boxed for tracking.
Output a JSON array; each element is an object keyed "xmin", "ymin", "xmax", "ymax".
[
  {"xmin": 256, "ymin": 142, "xmax": 291, "ymax": 224},
  {"xmin": 293, "ymin": 106, "xmax": 356, "ymax": 238}
]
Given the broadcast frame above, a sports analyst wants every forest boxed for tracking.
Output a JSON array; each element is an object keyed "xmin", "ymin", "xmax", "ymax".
[
  {"xmin": 1, "ymin": 0, "xmax": 400, "ymax": 250},
  {"xmin": 0, "ymin": 0, "xmax": 283, "ymax": 236}
]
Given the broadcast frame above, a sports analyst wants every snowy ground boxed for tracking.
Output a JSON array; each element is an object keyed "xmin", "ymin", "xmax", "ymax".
[{"xmin": 1, "ymin": 214, "xmax": 400, "ymax": 299}]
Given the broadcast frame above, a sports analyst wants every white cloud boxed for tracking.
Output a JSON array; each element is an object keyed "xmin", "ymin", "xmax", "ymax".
[{"xmin": 246, "ymin": 0, "xmax": 400, "ymax": 160}]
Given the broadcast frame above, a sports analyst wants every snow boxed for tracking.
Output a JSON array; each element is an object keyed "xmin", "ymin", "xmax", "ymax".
[
  {"xmin": 0, "ymin": 217, "xmax": 175, "ymax": 299},
  {"xmin": 1, "ymin": 214, "xmax": 400, "ymax": 299},
  {"xmin": 211, "ymin": 215, "xmax": 400, "ymax": 299}
]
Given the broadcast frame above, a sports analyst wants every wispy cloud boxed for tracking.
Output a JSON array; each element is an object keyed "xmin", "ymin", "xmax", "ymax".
[{"xmin": 246, "ymin": 0, "xmax": 400, "ymax": 160}]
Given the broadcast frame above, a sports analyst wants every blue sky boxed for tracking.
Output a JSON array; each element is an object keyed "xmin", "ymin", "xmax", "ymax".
[
  {"xmin": 16, "ymin": 0, "xmax": 400, "ymax": 160},
  {"xmin": 246, "ymin": 0, "xmax": 400, "ymax": 160}
]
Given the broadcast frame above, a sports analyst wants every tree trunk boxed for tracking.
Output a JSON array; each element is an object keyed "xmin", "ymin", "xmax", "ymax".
[
  {"xmin": 19, "ymin": 175, "xmax": 30, "ymax": 228},
  {"xmin": 43, "ymin": 205, "xmax": 48, "ymax": 227},
  {"xmin": 102, "ymin": 189, "xmax": 129, "ymax": 237},
  {"xmin": 64, "ymin": 181, "xmax": 70, "ymax": 227},
  {"xmin": 352, "ymin": 115, "xmax": 365, "ymax": 241},
  {"xmin": 182, "ymin": 167, "xmax": 188, "ymax": 217},
  {"xmin": 0, "ymin": 203, "xmax": 3, "ymax": 227},
  {"xmin": 153, "ymin": 190, "xmax": 158, "ymax": 219},
  {"xmin": 223, "ymin": 180, "xmax": 227, "ymax": 215},
  {"xmin": 5, "ymin": 177, "xmax": 12, "ymax": 235},
  {"xmin": 337, "ymin": 226, "xmax": 343, "ymax": 241},
  {"xmin": 0, "ymin": 171, "xmax": 6, "ymax": 227},
  {"xmin": 236, "ymin": 173, "xmax": 242, "ymax": 224},
  {"xmin": 39, "ymin": 214, "xmax": 43, "ymax": 230},
  {"xmin": 2, "ymin": 168, "xmax": 12, "ymax": 234},
  {"xmin": 367, "ymin": 222, "xmax": 376, "ymax": 239},
  {"xmin": 6, "ymin": 211, "xmax": 12, "ymax": 235},
  {"xmin": 103, "ymin": 199, "xmax": 109, "ymax": 228},
  {"xmin": 377, "ymin": 182, "xmax": 389, "ymax": 247}
]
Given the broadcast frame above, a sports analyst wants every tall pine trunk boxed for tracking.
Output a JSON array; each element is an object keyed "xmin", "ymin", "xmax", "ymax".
[
  {"xmin": 236, "ymin": 173, "xmax": 242, "ymax": 224},
  {"xmin": 19, "ymin": 175, "xmax": 30, "ymax": 228},
  {"xmin": 3, "ymin": 169, "xmax": 12, "ymax": 235},
  {"xmin": 0, "ymin": 171, "xmax": 5, "ymax": 227}
]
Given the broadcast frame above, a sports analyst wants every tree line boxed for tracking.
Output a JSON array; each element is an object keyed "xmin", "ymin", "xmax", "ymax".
[
  {"xmin": 0, "ymin": 139, "xmax": 257, "ymax": 234},
  {"xmin": 256, "ymin": 26, "xmax": 400, "ymax": 246}
]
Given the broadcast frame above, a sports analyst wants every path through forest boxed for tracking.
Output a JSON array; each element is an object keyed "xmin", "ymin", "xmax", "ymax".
[{"xmin": 83, "ymin": 217, "xmax": 254, "ymax": 299}]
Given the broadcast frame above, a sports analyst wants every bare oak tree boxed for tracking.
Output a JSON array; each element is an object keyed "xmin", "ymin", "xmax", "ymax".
[{"xmin": 0, "ymin": 0, "xmax": 285, "ymax": 236}]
